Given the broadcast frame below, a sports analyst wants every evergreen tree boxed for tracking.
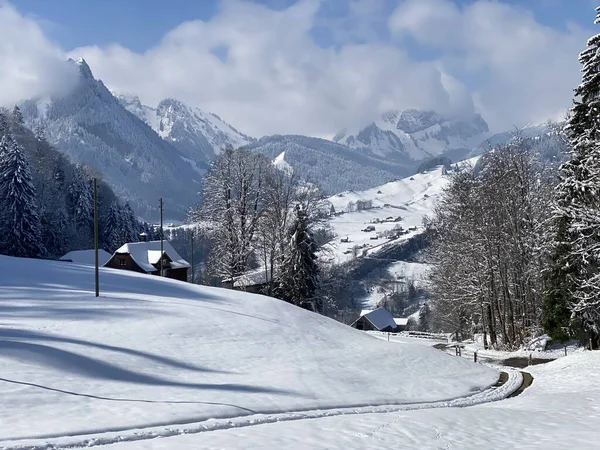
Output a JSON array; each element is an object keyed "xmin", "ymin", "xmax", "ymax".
[
  {"xmin": 12, "ymin": 105, "xmax": 23, "ymax": 124},
  {"xmin": 543, "ymin": 217, "xmax": 577, "ymax": 342},
  {"xmin": 276, "ymin": 205, "xmax": 320, "ymax": 312},
  {"xmin": 41, "ymin": 208, "xmax": 69, "ymax": 258},
  {"xmin": 0, "ymin": 133, "xmax": 9, "ymax": 158},
  {"xmin": 0, "ymin": 113, "xmax": 8, "ymax": 140},
  {"xmin": 102, "ymin": 201, "xmax": 123, "ymax": 252},
  {"xmin": 68, "ymin": 165, "xmax": 94, "ymax": 230},
  {"xmin": 0, "ymin": 137, "xmax": 44, "ymax": 258},
  {"xmin": 549, "ymin": 6, "xmax": 600, "ymax": 348},
  {"xmin": 120, "ymin": 202, "xmax": 140, "ymax": 243}
]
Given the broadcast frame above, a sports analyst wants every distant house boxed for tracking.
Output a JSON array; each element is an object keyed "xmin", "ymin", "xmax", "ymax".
[
  {"xmin": 60, "ymin": 249, "xmax": 111, "ymax": 266},
  {"xmin": 222, "ymin": 267, "xmax": 272, "ymax": 294},
  {"xmin": 394, "ymin": 317, "xmax": 409, "ymax": 332},
  {"xmin": 351, "ymin": 307, "xmax": 397, "ymax": 332},
  {"xmin": 104, "ymin": 240, "xmax": 190, "ymax": 281}
]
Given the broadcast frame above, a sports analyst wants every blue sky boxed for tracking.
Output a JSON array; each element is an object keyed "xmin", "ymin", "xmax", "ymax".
[{"xmin": 14, "ymin": 0, "xmax": 595, "ymax": 52}]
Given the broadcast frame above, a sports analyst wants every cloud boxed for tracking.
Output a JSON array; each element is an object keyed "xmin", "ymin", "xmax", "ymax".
[
  {"xmin": 68, "ymin": 0, "xmax": 470, "ymax": 137},
  {"xmin": 389, "ymin": 0, "xmax": 589, "ymax": 130},
  {"xmin": 1, "ymin": 0, "xmax": 591, "ymax": 137},
  {"xmin": 0, "ymin": 3, "xmax": 77, "ymax": 107}
]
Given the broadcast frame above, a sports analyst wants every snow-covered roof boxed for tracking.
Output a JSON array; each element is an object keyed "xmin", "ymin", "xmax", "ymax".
[
  {"xmin": 359, "ymin": 307, "xmax": 397, "ymax": 331},
  {"xmin": 60, "ymin": 249, "xmax": 111, "ymax": 266},
  {"xmin": 224, "ymin": 267, "xmax": 273, "ymax": 288},
  {"xmin": 108, "ymin": 240, "xmax": 190, "ymax": 273},
  {"xmin": 394, "ymin": 317, "xmax": 409, "ymax": 326}
]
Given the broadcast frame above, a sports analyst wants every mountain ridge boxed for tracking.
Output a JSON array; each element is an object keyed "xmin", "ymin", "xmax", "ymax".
[
  {"xmin": 116, "ymin": 93, "xmax": 255, "ymax": 170},
  {"xmin": 19, "ymin": 58, "xmax": 201, "ymax": 220},
  {"xmin": 334, "ymin": 109, "xmax": 491, "ymax": 163}
]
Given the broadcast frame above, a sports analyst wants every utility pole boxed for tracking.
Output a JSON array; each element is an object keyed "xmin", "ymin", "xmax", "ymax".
[
  {"xmin": 190, "ymin": 228, "xmax": 195, "ymax": 284},
  {"xmin": 94, "ymin": 178, "xmax": 99, "ymax": 297},
  {"xmin": 159, "ymin": 197, "xmax": 164, "ymax": 277}
]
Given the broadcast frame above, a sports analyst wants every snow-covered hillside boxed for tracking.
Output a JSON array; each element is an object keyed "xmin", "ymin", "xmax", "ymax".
[
  {"xmin": 324, "ymin": 159, "xmax": 478, "ymax": 265},
  {"xmin": 116, "ymin": 94, "xmax": 254, "ymax": 168},
  {"xmin": 246, "ymin": 134, "xmax": 410, "ymax": 194},
  {"xmin": 0, "ymin": 254, "xmax": 497, "ymax": 447},
  {"xmin": 334, "ymin": 109, "xmax": 490, "ymax": 163}
]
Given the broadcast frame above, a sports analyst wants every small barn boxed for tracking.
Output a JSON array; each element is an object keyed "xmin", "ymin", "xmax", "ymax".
[
  {"xmin": 104, "ymin": 240, "xmax": 190, "ymax": 281},
  {"xmin": 351, "ymin": 307, "xmax": 397, "ymax": 332},
  {"xmin": 60, "ymin": 249, "xmax": 111, "ymax": 266},
  {"xmin": 394, "ymin": 317, "xmax": 409, "ymax": 332}
]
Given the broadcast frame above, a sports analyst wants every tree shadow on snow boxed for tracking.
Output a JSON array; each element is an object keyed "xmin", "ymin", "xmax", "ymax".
[
  {"xmin": 0, "ymin": 339, "xmax": 300, "ymax": 397},
  {"xmin": 0, "ymin": 328, "xmax": 225, "ymax": 374}
]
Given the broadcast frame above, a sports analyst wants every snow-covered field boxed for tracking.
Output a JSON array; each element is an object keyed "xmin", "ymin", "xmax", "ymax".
[
  {"xmin": 106, "ymin": 352, "xmax": 600, "ymax": 450},
  {"xmin": 0, "ymin": 255, "xmax": 497, "ymax": 448}
]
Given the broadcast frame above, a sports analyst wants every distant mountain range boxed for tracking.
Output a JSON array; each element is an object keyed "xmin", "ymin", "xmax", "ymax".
[
  {"xmin": 15, "ymin": 58, "xmax": 557, "ymax": 220},
  {"xmin": 333, "ymin": 109, "xmax": 491, "ymax": 163},
  {"xmin": 115, "ymin": 93, "xmax": 254, "ymax": 171}
]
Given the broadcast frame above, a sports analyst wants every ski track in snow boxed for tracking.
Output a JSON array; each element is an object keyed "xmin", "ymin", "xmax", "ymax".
[{"xmin": 1, "ymin": 371, "xmax": 523, "ymax": 450}]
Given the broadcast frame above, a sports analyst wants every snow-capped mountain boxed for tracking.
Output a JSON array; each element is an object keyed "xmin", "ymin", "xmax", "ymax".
[
  {"xmin": 19, "ymin": 58, "xmax": 201, "ymax": 220},
  {"xmin": 333, "ymin": 109, "xmax": 491, "ymax": 163},
  {"xmin": 115, "ymin": 94, "xmax": 254, "ymax": 169}
]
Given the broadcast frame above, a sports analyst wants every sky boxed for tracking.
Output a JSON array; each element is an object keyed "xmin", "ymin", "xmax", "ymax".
[{"xmin": 1, "ymin": 0, "xmax": 597, "ymax": 137}]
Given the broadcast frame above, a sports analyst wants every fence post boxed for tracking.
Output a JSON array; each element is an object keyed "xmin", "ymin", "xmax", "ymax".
[
  {"xmin": 387, "ymin": 332, "xmax": 390, "ymax": 342},
  {"xmin": 528, "ymin": 353, "xmax": 532, "ymax": 366},
  {"xmin": 564, "ymin": 345, "xmax": 567, "ymax": 357},
  {"xmin": 474, "ymin": 351, "xmax": 478, "ymax": 363}
]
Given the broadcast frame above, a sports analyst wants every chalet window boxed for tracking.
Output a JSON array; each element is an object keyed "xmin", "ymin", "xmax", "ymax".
[
  {"xmin": 162, "ymin": 258, "xmax": 168, "ymax": 266},
  {"xmin": 119, "ymin": 259, "xmax": 126, "ymax": 267}
]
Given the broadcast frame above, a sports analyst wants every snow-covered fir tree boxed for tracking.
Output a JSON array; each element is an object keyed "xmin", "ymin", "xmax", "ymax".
[
  {"xmin": 102, "ymin": 201, "xmax": 124, "ymax": 253},
  {"xmin": 12, "ymin": 105, "xmax": 23, "ymax": 124},
  {"xmin": 67, "ymin": 165, "xmax": 94, "ymax": 237},
  {"xmin": 120, "ymin": 202, "xmax": 141, "ymax": 244},
  {"xmin": 0, "ymin": 134, "xmax": 44, "ymax": 258},
  {"xmin": 548, "ymin": 6, "xmax": 600, "ymax": 348},
  {"xmin": 0, "ymin": 113, "xmax": 8, "ymax": 140},
  {"xmin": 276, "ymin": 205, "xmax": 320, "ymax": 312}
]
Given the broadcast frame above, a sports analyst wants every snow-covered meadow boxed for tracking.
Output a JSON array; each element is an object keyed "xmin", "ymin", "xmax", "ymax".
[
  {"xmin": 0, "ymin": 255, "xmax": 497, "ymax": 448},
  {"xmin": 111, "ymin": 352, "xmax": 599, "ymax": 449}
]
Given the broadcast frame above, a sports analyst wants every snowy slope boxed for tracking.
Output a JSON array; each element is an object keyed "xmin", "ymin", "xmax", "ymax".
[
  {"xmin": 334, "ymin": 109, "xmax": 490, "ymax": 162},
  {"xmin": 323, "ymin": 159, "xmax": 479, "ymax": 265},
  {"xmin": 116, "ymin": 94, "xmax": 254, "ymax": 168},
  {"xmin": 0, "ymin": 255, "xmax": 497, "ymax": 447},
  {"xmin": 115, "ymin": 352, "xmax": 600, "ymax": 449},
  {"xmin": 272, "ymin": 150, "xmax": 293, "ymax": 173}
]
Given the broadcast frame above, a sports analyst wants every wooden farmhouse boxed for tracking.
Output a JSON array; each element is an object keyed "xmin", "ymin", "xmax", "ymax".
[
  {"xmin": 104, "ymin": 240, "xmax": 190, "ymax": 281},
  {"xmin": 351, "ymin": 307, "xmax": 398, "ymax": 332}
]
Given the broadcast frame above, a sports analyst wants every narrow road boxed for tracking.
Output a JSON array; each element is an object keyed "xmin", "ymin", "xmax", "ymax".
[{"xmin": 507, "ymin": 371, "xmax": 534, "ymax": 398}]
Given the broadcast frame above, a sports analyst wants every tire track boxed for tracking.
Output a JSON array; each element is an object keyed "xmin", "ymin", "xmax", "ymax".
[{"xmin": 0, "ymin": 371, "xmax": 528, "ymax": 450}]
